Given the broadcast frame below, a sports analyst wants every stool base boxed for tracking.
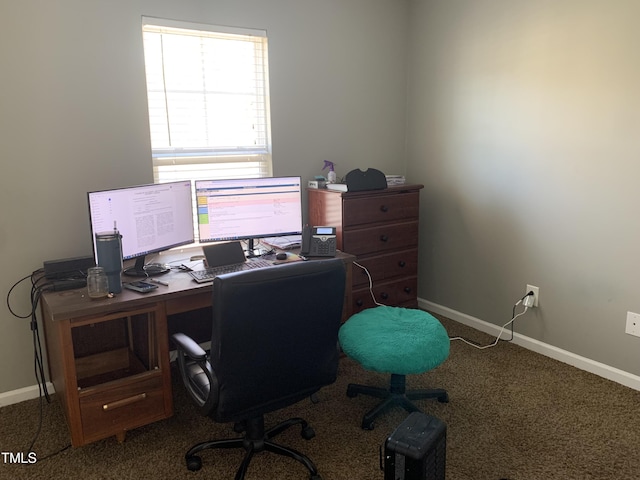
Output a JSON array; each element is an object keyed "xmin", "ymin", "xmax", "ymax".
[{"xmin": 346, "ymin": 374, "xmax": 448, "ymax": 430}]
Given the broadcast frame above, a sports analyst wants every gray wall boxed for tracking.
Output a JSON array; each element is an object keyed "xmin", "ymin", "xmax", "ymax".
[
  {"xmin": 407, "ymin": 0, "xmax": 640, "ymax": 375},
  {"xmin": 5, "ymin": 0, "xmax": 640, "ymax": 397},
  {"xmin": 0, "ymin": 0, "xmax": 409, "ymax": 394}
]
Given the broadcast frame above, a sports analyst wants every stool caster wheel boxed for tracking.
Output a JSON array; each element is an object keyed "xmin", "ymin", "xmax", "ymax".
[
  {"xmin": 438, "ymin": 393, "xmax": 449, "ymax": 403},
  {"xmin": 186, "ymin": 455, "xmax": 202, "ymax": 471},
  {"xmin": 311, "ymin": 475, "xmax": 323, "ymax": 480},
  {"xmin": 346, "ymin": 385, "xmax": 358, "ymax": 398},
  {"xmin": 302, "ymin": 425, "xmax": 316, "ymax": 440}
]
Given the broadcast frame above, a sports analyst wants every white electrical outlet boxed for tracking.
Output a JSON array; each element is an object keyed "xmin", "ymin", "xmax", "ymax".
[
  {"xmin": 625, "ymin": 312, "xmax": 640, "ymax": 337},
  {"xmin": 525, "ymin": 284, "xmax": 539, "ymax": 307}
]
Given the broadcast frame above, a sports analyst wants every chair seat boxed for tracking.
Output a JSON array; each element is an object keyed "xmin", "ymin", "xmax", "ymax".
[{"xmin": 338, "ymin": 306, "xmax": 450, "ymax": 375}]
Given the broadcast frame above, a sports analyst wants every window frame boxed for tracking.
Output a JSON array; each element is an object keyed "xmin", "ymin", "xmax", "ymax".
[{"xmin": 141, "ymin": 17, "xmax": 273, "ymax": 186}]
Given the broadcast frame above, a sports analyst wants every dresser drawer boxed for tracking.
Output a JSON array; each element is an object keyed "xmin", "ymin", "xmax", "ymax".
[
  {"xmin": 352, "ymin": 249, "xmax": 418, "ymax": 288},
  {"xmin": 79, "ymin": 373, "xmax": 168, "ymax": 443},
  {"xmin": 343, "ymin": 192, "xmax": 419, "ymax": 227},
  {"xmin": 352, "ymin": 276, "xmax": 418, "ymax": 313},
  {"xmin": 308, "ymin": 184, "xmax": 423, "ymax": 313},
  {"xmin": 343, "ymin": 221, "xmax": 419, "ymax": 256}
]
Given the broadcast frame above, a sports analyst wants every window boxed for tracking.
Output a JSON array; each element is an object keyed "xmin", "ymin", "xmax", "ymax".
[{"xmin": 141, "ymin": 18, "xmax": 272, "ymax": 186}]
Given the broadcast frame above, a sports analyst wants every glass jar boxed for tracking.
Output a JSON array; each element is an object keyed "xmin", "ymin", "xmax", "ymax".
[{"xmin": 86, "ymin": 266, "xmax": 109, "ymax": 299}]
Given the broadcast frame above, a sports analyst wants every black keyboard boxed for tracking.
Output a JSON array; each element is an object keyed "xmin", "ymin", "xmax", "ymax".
[{"xmin": 189, "ymin": 259, "xmax": 273, "ymax": 283}]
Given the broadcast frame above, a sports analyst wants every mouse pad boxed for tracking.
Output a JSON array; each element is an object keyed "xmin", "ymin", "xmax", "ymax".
[{"xmin": 271, "ymin": 253, "xmax": 303, "ymax": 265}]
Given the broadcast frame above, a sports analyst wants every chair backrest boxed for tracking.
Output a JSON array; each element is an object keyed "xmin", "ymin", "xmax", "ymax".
[{"xmin": 210, "ymin": 258, "xmax": 346, "ymax": 423}]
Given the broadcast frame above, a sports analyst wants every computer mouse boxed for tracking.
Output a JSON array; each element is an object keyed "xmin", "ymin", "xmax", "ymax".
[{"xmin": 276, "ymin": 252, "xmax": 288, "ymax": 260}]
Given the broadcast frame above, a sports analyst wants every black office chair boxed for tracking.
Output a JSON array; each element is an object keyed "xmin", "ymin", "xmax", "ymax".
[{"xmin": 172, "ymin": 259, "xmax": 346, "ymax": 480}]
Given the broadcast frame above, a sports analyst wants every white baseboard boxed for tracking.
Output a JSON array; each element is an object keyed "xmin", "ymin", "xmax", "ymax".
[
  {"xmin": 420, "ymin": 298, "xmax": 640, "ymax": 392},
  {"xmin": 0, "ymin": 382, "xmax": 55, "ymax": 408}
]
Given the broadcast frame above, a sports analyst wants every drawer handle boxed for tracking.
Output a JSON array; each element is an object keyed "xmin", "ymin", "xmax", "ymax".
[
  {"xmin": 103, "ymin": 393, "xmax": 147, "ymax": 411},
  {"xmin": 356, "ymin": 299, "xmax": 364, "ymax": 307},
  {"xmin": 398, "ymin": 261, "xmax": 406, "ymax": 268},
  {"xmin": 404, "ymin": 287, "xmax": 412, "ymax": 294},
  {"xmin": 380, "ymin": 235, "xmax": 389, "ymax": 242},
  {"xmin": 381, "ymin": 292, "xmax": 389, "ymax": 300},
  {"xmin": 380, "ymin": 205, "xmax": 388, "ymax": 213}
]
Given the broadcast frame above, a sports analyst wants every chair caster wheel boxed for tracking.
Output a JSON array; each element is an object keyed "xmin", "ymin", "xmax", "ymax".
[
  {"xmin": 346, "ymin": 386, "xmax": 358, "ymax": 398},
  {"xmin": 186, "ymin": 455, "xmax": 202, "ymax": 471},
  {"xmin": 310, "ymin": 474, "xmax": 323, "ymax": 480},
  {"xmin": 301, "ymin": 425, "xmax": 316, "ymax": 440},
  {"xmin": 438, "ymin": 393, "xmax": 449, "ymax": 403},
  {"xmin": 362, "ymin": 421, "xmax": 374, "ymax": 430}
]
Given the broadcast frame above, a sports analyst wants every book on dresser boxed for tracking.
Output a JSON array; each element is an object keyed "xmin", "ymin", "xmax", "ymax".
[
  {"xmin": 325, "ymin": 183, "xmax": 348, "ymax": 192},
  {"xmin": 307, "ymin": 184, "xmax": 423, "ymax": 314}
]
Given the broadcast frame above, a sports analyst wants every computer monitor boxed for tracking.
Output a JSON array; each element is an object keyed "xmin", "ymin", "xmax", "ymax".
[
  {"xmin": 88, "ymin": 181, "xmax": 195, "ymax": 276},
  {"xmin": 195, "ymin": 176, "xmax": 303, "ymax": 255}
]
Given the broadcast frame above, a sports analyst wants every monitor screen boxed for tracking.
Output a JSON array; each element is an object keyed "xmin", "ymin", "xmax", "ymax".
[
  {"xmin": 88, "ymin": 181, "xmax": 195, "ymax": 276},
  {"xmin": 195, "ymin": 176, "xmax": 303, "ymax": 250}
]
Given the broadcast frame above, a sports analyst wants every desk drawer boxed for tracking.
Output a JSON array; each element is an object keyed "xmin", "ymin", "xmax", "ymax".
[
  {"xmin": 343, "ymin": 192, "xmax": 419, "ymax": 227},
  {"xmin": 343, "ymin": 221, "xmax": 419, "ymax": 256},
  {"xmin": 79, "ymin": 374, "xmax": 167, "ymax": 443}
]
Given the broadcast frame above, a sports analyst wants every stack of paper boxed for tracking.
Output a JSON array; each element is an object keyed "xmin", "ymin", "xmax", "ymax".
[{"xmin": 385, "ymin": 175, "xmax": 406, "ymax": 186}]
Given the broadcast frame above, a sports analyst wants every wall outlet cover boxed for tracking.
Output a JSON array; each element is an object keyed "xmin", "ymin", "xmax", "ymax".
[{"xmin": 625, "ymin": 311, "xmax": 640, "ymax": 337}]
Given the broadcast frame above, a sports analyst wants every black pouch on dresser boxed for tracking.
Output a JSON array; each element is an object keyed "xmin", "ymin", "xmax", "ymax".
[{"xmin": 345, "ymin": 168, "xmax": 387, "ymax": 191}]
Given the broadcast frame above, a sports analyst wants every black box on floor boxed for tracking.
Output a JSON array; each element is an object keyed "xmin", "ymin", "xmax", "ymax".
[{"xmin": 382, "ymin": 412, "xmax": 446, "ymax": 480}]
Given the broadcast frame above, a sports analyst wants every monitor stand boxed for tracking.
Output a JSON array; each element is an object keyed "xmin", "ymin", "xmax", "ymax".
[
  {"xmin": 123, "ymin": 256, "xmax": 170, "ymax": 277},
  {"xmin": 245, "ymin": 238, "xmax": 260, "ymax": 258}
]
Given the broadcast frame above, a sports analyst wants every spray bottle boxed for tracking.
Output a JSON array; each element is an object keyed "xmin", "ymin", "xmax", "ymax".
[{"xmin": 323, "ymin": 160, "xmax": 336, "ymax": 184}]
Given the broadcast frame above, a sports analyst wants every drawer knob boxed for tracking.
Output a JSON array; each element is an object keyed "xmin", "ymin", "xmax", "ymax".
[
  {"xmin": 356, "ymin": 299, "xmax": 364, "ymax": 307},
  {"xmin": 380, "ymin": 235, "xmax": 389, "ymax": 242},
  {"xmin": 381, "ymin": 292, "xmax": 389, "ymax": 300},
  {"xmin": 380, "ymin": 205, "xmax": 389, "ymax": 213},
  {"xmin": 398, "ymin": 261, "xmax": 406, "ymax": 268},
  {"xmin": 404, "ymin": 287, "xmax": 412, "ymax": 294}
]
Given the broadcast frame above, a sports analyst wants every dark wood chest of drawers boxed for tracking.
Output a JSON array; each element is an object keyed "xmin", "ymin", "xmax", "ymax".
[{"xmin": 308, "ymin": 184, "xmax": 423, "ymax": 313}]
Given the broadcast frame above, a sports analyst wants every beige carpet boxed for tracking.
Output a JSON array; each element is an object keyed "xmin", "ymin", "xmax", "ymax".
[{"xmin": 2, "ymin": 315, "xmax": 640, "ymax": 480}]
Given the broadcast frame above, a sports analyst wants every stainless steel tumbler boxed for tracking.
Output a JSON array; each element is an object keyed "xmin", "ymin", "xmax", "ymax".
[{"xmin": 95, "ymin": 231, "xmax": 123, "ymax": 293}]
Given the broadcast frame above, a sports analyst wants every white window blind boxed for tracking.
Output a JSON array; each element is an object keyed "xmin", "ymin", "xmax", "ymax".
[{"xmin": 141, "ymin": 18, "xmax": 272, "ymax": 185}]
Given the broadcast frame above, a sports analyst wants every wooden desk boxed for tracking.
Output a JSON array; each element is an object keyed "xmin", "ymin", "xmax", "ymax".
[{"xmin": 41, "ymin": 249, "xmax": 353, "ymax": 447}]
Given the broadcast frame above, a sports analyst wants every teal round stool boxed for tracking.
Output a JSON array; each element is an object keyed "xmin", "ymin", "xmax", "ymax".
[{"xmin": 338, "ymin": 306, "xmax": 450, "ymax": 430}]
